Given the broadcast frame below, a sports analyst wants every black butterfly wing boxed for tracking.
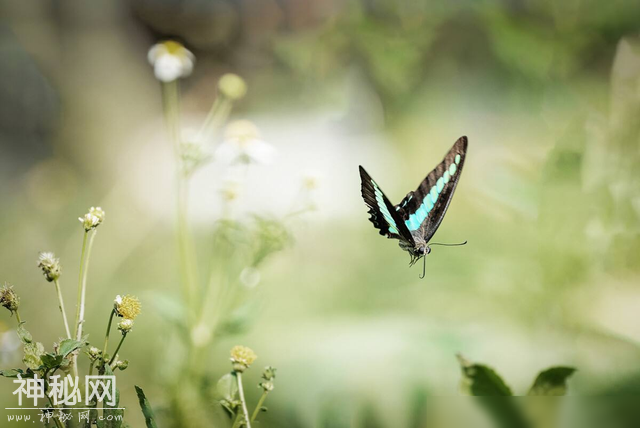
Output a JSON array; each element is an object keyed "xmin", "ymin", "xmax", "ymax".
[
  {"xmin": 359, "ymin": 166, "xmax": 415, "ymax": 245},
  {"xmin": 396, "ymin": 136, "xmax": 468, "ymax": 243}
]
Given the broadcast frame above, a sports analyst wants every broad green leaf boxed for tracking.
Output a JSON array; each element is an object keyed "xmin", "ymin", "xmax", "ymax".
[
  {"xmin": 0, "ymin": 368, "xmax": 25, "ymax": 378},
  {"xmin": 135, "ymin": 385, "xmax": 158, "ymax": 428},
  {"xmin": 216, "ymin": 373, "xmax": 238, "ymax": 401},
  {"xmin": 458, "ymin": 355, "xmax": 512, "ymax": 396},
  {"xmin": 40, "ymin": 353, "xmax": 64, "ymax": 369},
  {"xmin": 16, "ymin": 322, "xmax": 32, "ymax": 344},
  {"xmin": 23, "ymin": 342, "xmax": 45, "ymax": 370},
  {"xmin": 528, "ymin": 367, "xmax": 576, "ymax": 396},
  {"xmin": 457, "ymin": 355, "xmax": 531, "ymax": 428},
  {"xmin": 58, "ymin": 339, "xmax": 84, "ymax": 357}
]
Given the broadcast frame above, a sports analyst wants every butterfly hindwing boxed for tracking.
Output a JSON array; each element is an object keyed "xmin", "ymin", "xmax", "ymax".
[
  {"xmin": 359, "ymin": 166, "xmax": 415, "ymax": 245},
  {"xmin": 396, "ymin": 136, "xmax": 468, "ymax": 243}
]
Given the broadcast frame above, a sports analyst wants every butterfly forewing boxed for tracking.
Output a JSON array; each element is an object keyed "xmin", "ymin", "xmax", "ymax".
[
  {"xmin": 396, "ymin": 136, "xmax": 468, "ymax": 243},
  {"xmin": 359, "ymin": 166, "xmax": 415, "ymax": 245}
]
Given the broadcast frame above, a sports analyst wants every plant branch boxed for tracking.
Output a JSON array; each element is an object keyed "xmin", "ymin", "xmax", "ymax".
[
  {"xmin": 250, "ymin": 391, "xmax": 269, "ymax": 422},
  {"xmin": 53, "ymin": 279, "xmax": 72, "ymax": 339},
  {"xmin": 102, "ymin": 309, "xmax": 116, "ymax": 356},
  {"xmin": 235, "ymin": 372, "xmax": 252, "ymax": 428},
  {"xmin": 109, "ymin": 333, "xmax": 127, "ymax": 365}
]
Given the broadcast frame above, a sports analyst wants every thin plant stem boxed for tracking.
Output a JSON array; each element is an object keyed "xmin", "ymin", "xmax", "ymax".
[
  {"xmin": 108, "ymin": 334, "xmax": 127, "ymax": 365},
  {"xmin": 162, "ymin": 79, "xmax": 198, "ymax": 328},
  {"xmin": 73, "ymin": 231, "xmax": 88, "ymax": 340},
  {"xmin": 235, "ymin": 372, "xmax": 252, "ymax": 428},
  {"xmin": 250, "ymin": 391, "xmax": 269, "ymax": 422},
  {"xmin": 231, "ymin": 413, "xmax": 242, "ymax": 428},
  {"xmin": 197, "ymin": 96, "xmax": 232, "ymax": 145},
  {"xmin": 43, "ymin": 374, "xmax": 65, "ymax": 428},
  {"xmin": 102, "ymin": 309, "xmax": 116, "ymax": 355},
  {"xmin": 72, "ymin": 229, "xmax": 97, "ymax": 378},
  {"xmin": 53, "ymin": 279, "xmax": 72, "ymax": 339},
  {"xmin": 76, "ymin": 229, "xmax": 97, "ymax": 341},
  {"xmin": 14, "ymin": 310, "xmax": 22, "ymax": 324}
]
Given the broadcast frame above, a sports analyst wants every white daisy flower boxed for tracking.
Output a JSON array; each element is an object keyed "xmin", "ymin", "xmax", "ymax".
[
  {"xmin": 147, "ymin": 41, "xmax": 195, "ymax": 83},
  {"xmin": 215, "ymin": 120, "xmax": 276, "ymax": 165}
]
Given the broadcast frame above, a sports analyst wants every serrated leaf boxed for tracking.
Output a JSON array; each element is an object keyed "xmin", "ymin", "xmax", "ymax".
[
  {"xmin": 58, "ymin": 339, "xmax": 84, "ymax": 357},
  {"xmin": 135, "ymin": 385, "xmax": 158, "ymax": 428},
  {"xmin": 16, "ymin": 322, "xmax": 32, "ymax": 344},
  {"xmin": 216, "ymin": 373, "xmax": 238, "ymax": 401},
  {"xmin": 528, "ymin": 367, "xmax": 576, "ymax": 396},
  {"xmin": 458, "ymin": 355, "xmax": 512, "ymax": 396},
  {"xmin": 40, "ymin": 353, "xmax": 64, "ymax": 369}
]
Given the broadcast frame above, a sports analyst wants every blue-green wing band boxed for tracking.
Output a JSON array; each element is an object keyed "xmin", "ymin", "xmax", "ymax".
[
  {"xmin": 396, "ymin": 136, "xmax": 468, "ymax": 242},
  {"xmin": 359, "ymin": 166, "xmax": 415, "ymax": 245}
]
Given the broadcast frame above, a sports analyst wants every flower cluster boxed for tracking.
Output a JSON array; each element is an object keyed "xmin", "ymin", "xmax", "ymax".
[
  {"xmin": 114, "ymin": 295, "xmax": 141, "ymax": 320},
  {"xmin": 148, "ymin": 41, "xmax": 195, "ymax": 83},
  {"xmin": 37, "ymin": 252, "xmax": 61, "ymax": 282},
  {"xmin": 259, "ymin": 366, "xmax": 277, "ymax": 391},
  {"xmin": 0, "ymin": 284, "xmax": 19, "ymax": 315},
  {"xmin": 114, "ymin": 295, "xmax": 141, "ymax": 335},
  {"xmin": 230, "ymin": 345, "xmax": 257, "ymax": 373},
  {"xmin": 78, "ymin": 207, "xmax": 105, "ymax": 231},
  {"xmin": 216, "ymin": 120, "xmax": 276, "ymax": 165}
]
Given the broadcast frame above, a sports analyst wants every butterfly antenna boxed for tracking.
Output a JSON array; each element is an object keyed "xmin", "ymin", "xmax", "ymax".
[
  {"xmin": 430, "ymin": 240, "xmax": 468, "ymax": 247},
  {"xmin": 419, "ymin": 255, "xmax": 426, "ymax": 279}
]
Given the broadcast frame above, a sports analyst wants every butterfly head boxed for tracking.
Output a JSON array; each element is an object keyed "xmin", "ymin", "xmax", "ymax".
[{"xmin": 406, "ymin": 244, "xmax": 430, "ymax": 267}]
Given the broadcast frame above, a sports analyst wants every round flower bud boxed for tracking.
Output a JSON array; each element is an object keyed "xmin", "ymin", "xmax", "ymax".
[
  {"xmin": 218, "ymin": 73, "xmax": 247, "ymax": 101},
  {"xmin": 117, "ymin": 318, "xmax": 134, "ymax": 334}
]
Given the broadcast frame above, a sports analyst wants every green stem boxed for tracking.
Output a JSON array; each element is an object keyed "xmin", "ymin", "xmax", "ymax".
[
  {"xmin": 43, "ymin": 374, "xmax": 65, "ymax": 428},
  {"xmin": 102, "ymin": 309, "xmax": 116, "ymax": 355},
  {"xmin": 76, "ymin": 229, "xmax": 97, "ymax": 341},
  {"xmin": 72, "ymin": 229, "xmax": 97, "ymax": 379},
  {"xmin": 53, "ymin": 279, "xmax": 72, "ymax": 339},
  {"xmin": 14, "ymin": 310, "xmax": 22, "ymax": 324},
  {"xmin": 196, "ymin": 96, "xmax": 232, "ymax": 145},
  {"xmin": 109, "ymin": 334, "xmax": 127, "ymax": 365},
  {"xmin": 250, "ymin": 391, "xmax": 269, "ymax": 422},
  {"xmin": 162, "ymin": 79, "xmax": 198, "ymax": 329},
  {"xmin": 231, "ymin": 413, "xmax": 242, "ymax": 428},
  {"xmin": 73, "ymin": 231, "xmax": 88, "ymax": 340},
  {"xmin": 235, "ymin": 372, "xmax": 252, "ymax": 428}
]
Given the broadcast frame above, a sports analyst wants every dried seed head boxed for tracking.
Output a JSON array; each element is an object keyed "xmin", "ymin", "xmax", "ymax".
[{"xmin": 38, "ymin": 252, "xmax": 61, "ymax": 282}]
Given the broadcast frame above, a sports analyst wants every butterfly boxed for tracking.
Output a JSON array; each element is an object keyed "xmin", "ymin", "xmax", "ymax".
[{"xmin": 359, "ymin": 136, "xmax": 468, "ymax": 278}]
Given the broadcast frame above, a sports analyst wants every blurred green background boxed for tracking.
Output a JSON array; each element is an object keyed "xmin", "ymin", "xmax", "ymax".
[{"xmin": 1, "ymin": 0, "xmax": 640, "ymax": 427}]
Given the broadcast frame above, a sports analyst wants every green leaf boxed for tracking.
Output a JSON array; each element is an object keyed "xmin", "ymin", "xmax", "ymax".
[
  {"xmin": 457, "ymin": 355, "xmax": 531, "ymax": 428},
  {"xmin": 16, "ymin": 322, "xmax": 32, "ymax": 344},
  {"xmin": 528, "ymin": 367, "xmax": 576, "ymax": 396},
  {"xmin": 0, "ymin": 368, "xmax": 25, "ymax": 378},
  {"xmin": 458, "ymin": 355, "xmax": 512, "ymax": 396},
  {"xmin": 23, "ymin": 342, "xmax": 45, "ymax": 370},
  {"xmin": 40, "ymin": 353, "xmax": 64, "ymax": 370},
  {"xmin": 135, "ymin": 385, "xmax": 158, "ymax": 428},
  {"xmin": 58, "ymin": 339, "xmax": 84, "ymax": 357},
  {"xmin": 216, "ymin": 373, "xmax": 238, "ymax": 401}
]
